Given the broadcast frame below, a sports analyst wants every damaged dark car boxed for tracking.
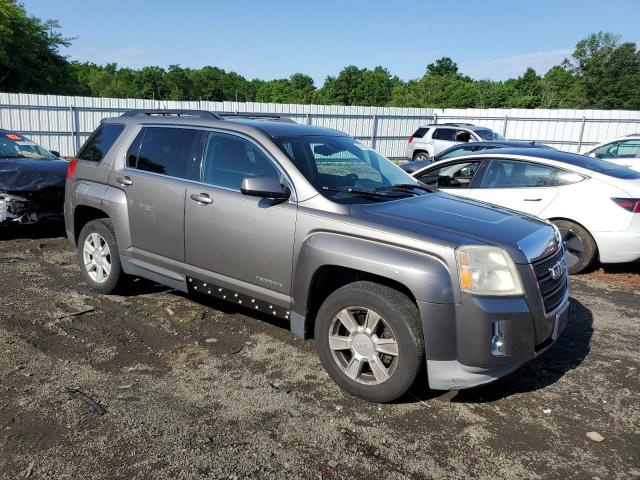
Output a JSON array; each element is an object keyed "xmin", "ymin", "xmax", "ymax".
[{"xmin": 0, "ymin": 130, "xmax": 67, "ymax": 225}]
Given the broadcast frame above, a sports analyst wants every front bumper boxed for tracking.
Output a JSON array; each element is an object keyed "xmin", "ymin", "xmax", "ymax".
[
  {"xmin": 418, "ymin": 290, "xmax": 569, "ymax": 390},
  {"xmin": 0, "ymin": 191, "xmax": 64, "ymax": 224}
]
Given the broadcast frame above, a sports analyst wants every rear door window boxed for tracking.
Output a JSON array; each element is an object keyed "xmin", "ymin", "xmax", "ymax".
[
  {"xmin": 77, "ymin": 124, "xmax": 125, "ymax": 162},
  {"xmin": 127, "ymin": 127, "xmax": 201, "ymax": 179},
  {"xmin": 411, "ymin": 127, "xmax": 430, "ymax": 138},
  {"xmin": 479, "ymin": 159, "xmax": 558, "ymax": 188},
  {"xmin": 432, "ymin": 128, "xmax": 456, "ymax": 141}
]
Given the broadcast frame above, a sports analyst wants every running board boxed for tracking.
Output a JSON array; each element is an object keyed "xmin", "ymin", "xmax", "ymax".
[{"xmin": 187, "ymin": 277, "xmax": 290, "ymax": 321}]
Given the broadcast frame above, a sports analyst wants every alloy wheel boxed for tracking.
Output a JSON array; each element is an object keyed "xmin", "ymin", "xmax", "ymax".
[
  {"xmin": 558, "ymin": 226, "xmax": 585, "ymax": 270},
  {"xmin": 328, "ymin": 307, "xmax": 399, "ymax": 385},
  {"xmin": 82, "ymin": 232, "xmax": 112, "ymax": 284}
]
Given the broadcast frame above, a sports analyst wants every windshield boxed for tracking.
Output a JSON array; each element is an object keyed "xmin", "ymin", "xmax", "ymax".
[
  {"xmin": 0, "ymin": 133, "xmax": 56, "ymax": 159},
  {"xmin": 475, "ymin": 129, "xmax": 506, "ymax": 141},
  {"xmin": 275, "ymin": 135, "xmax": 422, "ymax": 203}
]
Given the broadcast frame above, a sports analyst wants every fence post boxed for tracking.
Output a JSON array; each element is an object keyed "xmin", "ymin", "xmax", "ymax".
[
  {"xmin": 433, "ymin": 113, "xmax": 438, "ymax": 124},
  {"xmin": 502, "ymin": 115, "xmax": 509, "ymax": 136},
  {"xmin": 370, "ymin": 114, "xmax": 378, "ymax": 149},
  {"xmin": 577, "ymin": 116, "xmax": 586, "ymax": 151},
  {"xmin": 69, "ymin": 105, "xmax": 78, "ymax": 155},
  {"xmin": 306, "ymin": 112, "xmax": 312, "ymax": 125}
]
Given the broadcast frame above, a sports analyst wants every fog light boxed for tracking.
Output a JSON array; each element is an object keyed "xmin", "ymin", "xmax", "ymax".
[{"xmin": 491, "ymin": 320, "xmax": 506, "ymax": 357}]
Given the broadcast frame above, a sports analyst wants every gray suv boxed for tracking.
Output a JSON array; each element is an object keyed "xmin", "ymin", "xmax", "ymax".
[{"xmin": 65, "ymin": 110, "xmax": 569, "ymax": 403}]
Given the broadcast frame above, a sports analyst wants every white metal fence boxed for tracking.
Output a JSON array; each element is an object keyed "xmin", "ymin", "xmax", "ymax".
[{"xmin": 1, "ymin": 92, "xmax": 640, "ymax": 158}]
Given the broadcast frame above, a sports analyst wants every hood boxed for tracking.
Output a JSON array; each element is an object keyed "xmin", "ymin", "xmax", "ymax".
[
  {"xmin": 350, "ymin": 192, "xmax": 557, "ymax": 264},
  {"xmin": 0, "ymin": 157, "xmax": 68, "ymax": 192}
]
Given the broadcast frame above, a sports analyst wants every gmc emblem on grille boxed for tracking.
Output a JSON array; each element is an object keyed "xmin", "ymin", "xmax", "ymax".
[{"xmin": 549, "ymin": 261, "xmax": 565, "ymax": 280}]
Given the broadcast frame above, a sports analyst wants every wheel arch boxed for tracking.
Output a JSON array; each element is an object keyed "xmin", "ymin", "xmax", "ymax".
[{"xmin": 290, "ymin": 232, "xmax": 455, "ymax": 339}]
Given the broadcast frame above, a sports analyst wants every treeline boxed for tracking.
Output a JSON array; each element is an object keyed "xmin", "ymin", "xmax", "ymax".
[{"xmin": 2, "ymin": 0, "xmax": 640, "ymax": 110}]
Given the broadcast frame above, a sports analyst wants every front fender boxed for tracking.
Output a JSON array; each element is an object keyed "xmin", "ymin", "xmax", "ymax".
[{"xmin": 292, "ymin": 232, "xmax": 455, "ymax": 317}]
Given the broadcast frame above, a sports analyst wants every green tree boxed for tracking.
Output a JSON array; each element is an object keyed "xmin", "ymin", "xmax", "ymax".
[
  {"xmin": 425, "ymin": 57, "xmax": 460, "ymax": 77},
  {"xmin": 0, "ymin": 0, "xmax": 76, "ymax": 93}
]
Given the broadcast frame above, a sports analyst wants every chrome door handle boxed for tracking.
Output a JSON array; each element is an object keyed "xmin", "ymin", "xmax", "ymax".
[
  {"xmin": 116, "ymin": 176, "xmax": 133, "ymax": 186},
  {"xmin": 190, "ymin": 193, "xmax": 213, "ymax": 205},
  {"xmin": 524, "ymin": 198, "xmax": 542, "ymax": 201}
]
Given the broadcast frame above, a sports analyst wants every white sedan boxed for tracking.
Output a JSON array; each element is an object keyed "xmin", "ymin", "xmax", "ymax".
[
  {"xmin": 411, "ymin": 148, "xmax": 640, "ymax": 273},
  {"xmin": 581, "ymin": 134, "xmax": 640, "ymax": 172}
]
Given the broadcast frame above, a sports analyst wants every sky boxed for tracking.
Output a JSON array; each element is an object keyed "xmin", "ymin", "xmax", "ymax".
[{"xmin": 22, "ymin": 0, "xmax": 640, "ymax": 86}]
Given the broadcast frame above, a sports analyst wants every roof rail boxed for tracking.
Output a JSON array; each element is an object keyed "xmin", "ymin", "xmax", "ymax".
[
  {"xmin": 120, "ymin": 109, "xmax": 223, "ymax": 120},
  {"xmin": 626, "ymin": 133, "xmax": 640, "ymax": 137},
  {"xmin": 441, "ymin": 122, "xmax": 476, "ymax": 127},
  {"xmin": 220, "ymin": 112, "xmax": 297, "ymax": 123}
]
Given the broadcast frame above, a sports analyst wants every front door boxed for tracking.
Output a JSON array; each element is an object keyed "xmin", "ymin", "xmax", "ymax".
[{"xmin": 184, "ymin": 130, "xmax": 296, "ymax": 303}]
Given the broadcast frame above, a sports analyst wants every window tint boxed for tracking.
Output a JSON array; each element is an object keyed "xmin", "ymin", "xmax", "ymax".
[
  {"xmin": 475, "ymin": 129, "xmax": 506, "ymax": 141},
  {"xmin": 479, "ymin": 160, "xmax": 557, "ymax": 188},
  {"xmin": 77, "ymin": 124, "xmax": 125, "ymax": 162},
  {"xmin": 594, "ymin": 139, "xmax": 640, "ymax": 159},
  {"xmin": 432, "ymin": 128, "xmax": 457, "ymax": 141},
  {"xmin": 129, "ymin": 127, "xmax": 200, "ymax": 179},
  {"xmin": 416, "ymin": 161, "xmax": 481, "ymax": 189},
  {"xmin": 555, "ymin": 170, "xmax": 586, "ymax": 186},
  {"xmin": 201, "ymin": 132, "xmax": 280, "ymax": 190},
  {"xmin": 411, "ymin": 127, "xmax": 430, "ymax": 138}
]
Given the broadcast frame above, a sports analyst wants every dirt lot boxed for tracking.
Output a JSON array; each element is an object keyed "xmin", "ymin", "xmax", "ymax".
[{"xmin": 0, "ymin": 224, "xmax": 638, "ymax": 480}]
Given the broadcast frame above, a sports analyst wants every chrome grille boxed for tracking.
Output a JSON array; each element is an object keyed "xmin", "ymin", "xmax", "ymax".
[{"xmin": 532, "ymin": 248, "xmax": 568, "ymax": 313}]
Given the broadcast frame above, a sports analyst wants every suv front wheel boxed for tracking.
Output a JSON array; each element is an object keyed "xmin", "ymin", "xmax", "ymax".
[
  {"xmin": 315, "ymin": 281, "xmax": 424, "ymax": 403},
  {"xmin": 77, "ymin": 219, "xmax": 126, "ymax": 294}
]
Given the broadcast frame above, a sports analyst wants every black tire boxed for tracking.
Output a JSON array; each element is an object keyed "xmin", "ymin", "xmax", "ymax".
[
  {"xmin": 551, "ymin": 219, "xmax": 597, "ymax": 274},
  {"xmin": 412, "ymin": 151, "xmax": 430, "ymax": 162},
  {"xmin": 77, "ymin": 219, "xmax": 126, "ymax": 294},
  {"xmin": 314, "ymin": 281, "xmax": 424, "ymax": 403}
]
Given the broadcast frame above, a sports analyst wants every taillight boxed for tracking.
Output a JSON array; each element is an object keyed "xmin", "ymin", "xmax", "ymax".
[
  {"xmin": 67, "ymin": 158, "xmax": 79, "ymax": 180},
  {"xmin": 408, "ymin": 136, "xmax": 414, "ymax": 144},
  {"xmin": 612, "ymin": 197, "xmax": 640, "ymax": 213}
]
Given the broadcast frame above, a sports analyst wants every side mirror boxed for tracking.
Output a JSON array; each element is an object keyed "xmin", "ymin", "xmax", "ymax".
[
  {"xmin": 50, "ymin": 150, "xmax": 60, "ymax": 158},
  {"xmin": 240, "ymin": 176, "xmax": 290, "ymax": 201}
]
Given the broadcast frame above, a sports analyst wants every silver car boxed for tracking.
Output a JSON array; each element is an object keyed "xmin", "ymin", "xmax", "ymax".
[
  {"xmin": 405, "ymin": 123, "xmax": 506, "ymax": 161},
  {"xmin": 65, "ymin": 110, "xmax": 569, "ymax": 403}
]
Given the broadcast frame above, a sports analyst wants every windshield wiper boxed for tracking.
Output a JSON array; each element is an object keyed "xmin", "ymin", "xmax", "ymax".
[
  {"xmin": 321, "ymin": 186, "xmax": 410, "ymax": 200},
  {"xmin": 0, "ymin": 154, "xmax": 28, "ymax": 159},
  {"xmin": 374, "ymin": 183, "xmax": 433, "ymax": 194}
]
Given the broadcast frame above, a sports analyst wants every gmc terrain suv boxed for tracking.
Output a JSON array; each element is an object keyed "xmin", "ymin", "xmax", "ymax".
[
  {"xmin": 406, "ymin": 123, "xmax": 506, "ymax": 161},
  {"xmin": 65, "ymin": 110, "xmax": 569, "ymax": 403}
]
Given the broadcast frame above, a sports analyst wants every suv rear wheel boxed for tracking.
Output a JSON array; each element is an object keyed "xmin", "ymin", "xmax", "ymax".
[
  {"xmin": 77, "ymin": 219, "xmax": 126, "ymax": 294},
  {"xmin": 315, "ymin": 281, "xmax": 424, "ymax": 403},
  {"xmin": 412, "ymin": 151, "xmax": 430, "ymax": 161}
]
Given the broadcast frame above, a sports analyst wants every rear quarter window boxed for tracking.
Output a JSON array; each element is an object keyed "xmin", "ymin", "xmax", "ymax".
[
  {"xmin": 411, "ymin": 127, "xmax": 430, "ymax": 138},
  {"xmin": 77, "ymin": 124, "xmax": 125, "ymax": 162}
]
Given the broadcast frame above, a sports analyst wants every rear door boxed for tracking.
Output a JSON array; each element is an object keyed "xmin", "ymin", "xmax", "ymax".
[
  {"xmin": 111, "ymin": 126, "xmax": 202, "ymax": 266},
  {"xmin": 461, "ymin": 158, "xmax": 560, "ymax": 216},
  {"xmin": 431, "ymin": 128, "xmax": 459, "ymax": 155}
]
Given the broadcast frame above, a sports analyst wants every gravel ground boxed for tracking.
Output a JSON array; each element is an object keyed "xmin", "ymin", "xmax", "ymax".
[{"xmin": 0, "ymin": 224, "xmax": 639, "ymax": 480}]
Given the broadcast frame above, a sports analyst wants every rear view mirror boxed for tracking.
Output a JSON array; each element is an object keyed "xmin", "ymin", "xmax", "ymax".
[
  {"xmin": 240, "ymin": 176, "xmax": 290, "ymax": 201},
  {"xmin": 50, "ymin": 150, "xmax": 60, "ymax": 158},
  {"xmin": 313, "ymin": 144, "xmax": 336, "ymax": 157}
]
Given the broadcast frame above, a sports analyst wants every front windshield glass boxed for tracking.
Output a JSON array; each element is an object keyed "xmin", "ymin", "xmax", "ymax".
[
  {"xmin": 0, "ymin": 133, "xmax": 56, "ymax": 159},
  {"xmin": 275, "ymin": 135, "xmax": 422, "ymax": 203},
  {"xmin": 475, "ymin": 129, "xmax": 506, "ymax": 141}
]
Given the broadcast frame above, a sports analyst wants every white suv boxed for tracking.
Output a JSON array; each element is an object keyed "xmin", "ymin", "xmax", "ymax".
[
  {"xmin": 405, "ymin": 123, "xmax": 506, "ymax": 161},
  {"xmin": 581, "ymin": 134, "xmax": 640, "ymax": 172}
]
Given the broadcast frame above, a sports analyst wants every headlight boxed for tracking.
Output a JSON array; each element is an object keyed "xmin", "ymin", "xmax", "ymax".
[{"xmin": 455, "ymin": 245, "xmax": 524, "ymax": 296}]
